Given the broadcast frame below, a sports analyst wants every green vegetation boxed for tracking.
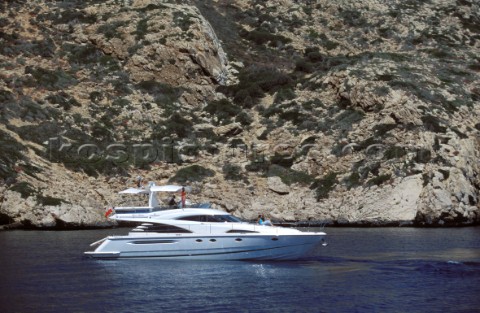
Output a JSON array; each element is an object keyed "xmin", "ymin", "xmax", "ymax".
[
  {"xmin": 367, "ymin": 174, "xmax": 392, "ymax": 187},
  {"xmin": 306, "ymin": 32, "xmax": 338, "ymax": 50},
  {"xmin": 219, "ymin": 66, "xmax": 294, "ymax": 108},
  {"xmin": 204, "ymin": 99, "xmax": 246, "ymax": 126},
  {"xmin": 334, "ymin": 109, "xmax": 365, "ymax": 131},
  {"xmin": 9, "ymin": 182, "xmax": 36, "ymax": 199},
  {"xmin": 97, "ymin": 20, "xmax": 128, "ymax": 39},
  {"xmin": 0, "ymin": 88, "xmax": 13, "ymax": 103},
  {"xmin": 37, "ymin": 194, "xmax": 65, "ymax": 206},
  {"xmin": 267, "ymin": 164, "xmax": 314, "ymax": 186},
  {"xmin": 46, "ymin": 92, "xmax": 81, "ymax": 111},
  {"xmin": 109, "ymin": 72, "xmax": 132, "ymax": 96},
  {"xmin": 0, "ymin": 35, "xmax": 55, "ymax": 58},
  {"xmin": 414, "ymin": 148, "xmax": 432, "ymax": 164},
  {"xmin": 373, "ymin": 123, "xmax": 397, "ymax": 136},
  {"xmin": 63, "ymin": 43, "xmax": 103, "ymax": 64},
  {"xmin": 438, "ymin": 169, "xmax": 450, "ymax": 180},
  {"xmin": 355, "ymin": 161, "xmax": 381, "ymax": 179},
  {"xmin": 259, "ymin": 100, "xmax": 320, "ymax": 131},
  {"xmin": 173, "ymin": 11, "xmax": 195, "ymax": 32},
  {"xmin": 421, "ymin": 115, "xmax": 447, "ymax": 133},
  {"xmin": 136, "ymin": 80, "xmax": 182, "ymax": 109},
  {"xmin": 245, "ymin": 159, "xmax": 269, "ymax": 173},
  {"xmin": 161, "ymin": 112, "xmax": 193, "ymax": 139},
  {"xmin": 383, "ymin": 146, "xmax": 407, "ymax": 160},
  {"xmin": 274, "ymin": 88, "xmax": 296, "ymax": 103},
  {"xmin": 222, "ymin": 163, "xmax": 245, "ymax": 181},
  {"xmin": 0, "ymin": 129, "xmax": 26, "ymax": 180},
  {"xmin": 169, "ymin": 165, "xmax": 215, "ymax": 183},
  {"xmin": 62, "ymin": 42, "xmax": 120, "ymax": 71},
  {"xmin": 295, "ymin": 59, "xmax": 314, "ymax": 73},
  {"xmin": 39, "ymin": 9, "xmax": 97, "ymax": 25},
  {"xmin": 89, "ymin": 91, "xmax": 103, "ymax": 103},
  {"xmin": 277, "ymin": 103, "xmax": 304, "ymax": 123},
  {"xmin": 373, "ymin": 86, "xmax": 390, "ymax": 97},
  {"xmin": 9, "ymin": 181, "xmax": 66, "ymax": 205},
  {"xmin": 310, "ymin": 172, "xmax": 338, "ymax": 200},
  {"xmin": 135, "ymin": 18, "xmax": 149, "ymax": 41},
  {"xmin": 24, "ymin": 66, "xmax": 77, "ymax": 90},
  {"xmin": 305, "ymin": 47, "xmax": 324, "ymax": 63},
  {"xmin": 339, "ymin": 10, "xmax": 368, "ymax": 27},
  {"xmin": 239, "ymin": 28, "xmax": 291, "ymax": 47},
  {"xmin": 269, "ymin": 154, "xmax": 294, "ymax": 168},
  {"xmin": 133, "ymin": 3, "xmax": 167, "ymax": 13},
  {"xmin": 343, "ymin": 172, "xmax": 361, "ymax": 190},
  {"xmin": 387, "ymin": 63, "xmax": 475, "ymax": 114}
]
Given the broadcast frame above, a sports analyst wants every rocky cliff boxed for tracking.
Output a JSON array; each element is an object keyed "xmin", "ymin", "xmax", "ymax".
[{"xmin": 0, "ymin": 0, "xmax": 479, "ymax": 229}]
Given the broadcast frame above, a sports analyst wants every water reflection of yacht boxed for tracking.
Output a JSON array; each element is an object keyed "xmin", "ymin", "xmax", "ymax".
[{"xmin": 85, "ymin": 184, "xmax": 327, "ymax": 260}]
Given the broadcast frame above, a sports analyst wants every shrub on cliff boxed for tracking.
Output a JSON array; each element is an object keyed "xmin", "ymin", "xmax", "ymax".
[
  {"xmin": 240, "ymin": 28, "xmax": 291, "ymax": 47},
  {"xmin": 367, "ymin": 174, "xmax": 392, "ymax": 187},
  {"xmin": 295, "ymin": 59, "xmax": 314, "ymax": 73},
  {"xmin": 166, "ymin": 112, "xmax": 193, "ymax": 138},
  {"xmin": 205, "ymin": 99, "xmax": 241, "ymax": 125},
  {"xmin": 343, "ymin": 172, "xmax": 361, "ymax": 190},
  {"xmin": 46, "ymin": 92, "xmax": 81, "ymax": 111},
  {"xmin": 62, "ymin": 43, "xmax": 121, "ymax": 74},
  {"xmin": 9, "ymin": 182, "xmax": 36, "ymax": 198},
  {"xmin": 37, "ymin": 8, "xmax": 97, "ymax": 26},
  {"xmin": 220, "ymin": 66, "xmax": 294, "ymax": 108},
  {"xmin": 311, "ymin": 172, "xmax": 338, "ymax": 200},
  {"xmin": 0, "ymin": 130, "xmax": 26, "ymax": 180},
  {"xmin": 136, "ymin": 80, "xmax": 182, "ymax": 108},
  {"xmin": 222, "ymin": 163, "xmax": 245, "ymax": 181},
  {"xmin": 169, "ymin": 165, "xmax": 215, "ymax": 184},
  {"xmin": 267, "ymin": 164, "xmax": 314, "ymax": 186},
  {"xmin": 24, "ymin": 66, "xmax": 77, "ymax": 90},
  {"xmin": 10, "ymin": 181, "xmax": 70, "ymax": 206},
  {"xmin": 97, "ymin": 20, "xmax": 128, "ymax": 39}
]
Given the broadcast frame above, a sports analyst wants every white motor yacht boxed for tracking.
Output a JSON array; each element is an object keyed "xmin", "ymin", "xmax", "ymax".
[{"xmin": 85, "ymin": 184, "xmax": 327, "ymax": 260}]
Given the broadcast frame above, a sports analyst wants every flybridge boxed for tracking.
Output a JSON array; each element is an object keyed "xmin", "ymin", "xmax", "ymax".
[
  {"xmin": 118, "ymin": 184, "xmax": 191, "ymax": 194},
  {"xmin": 111, "ymin": 183, "xmax": 202, "ymax": 215}
]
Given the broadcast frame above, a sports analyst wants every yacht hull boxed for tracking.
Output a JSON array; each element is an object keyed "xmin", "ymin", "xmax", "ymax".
[{"xmin": 85, "ymin": 233, "xmax": 325, "ymax": 261}]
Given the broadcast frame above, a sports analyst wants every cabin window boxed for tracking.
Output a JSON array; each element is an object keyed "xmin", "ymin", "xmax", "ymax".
[
  {"xmin": 209, "ymin": 239, "xmax": 216, "ymax": 242},
  {"xmin": 115, "ymin": 208, "xmax": 151, "ymax": 214},
  {"xmin": 132, "ymin": 223, "xmax": 192, "ymax": 233},
  {"xmin": 226, "ymin": 230, "xmax": 259, "ymax": 233},
  {"xmin": 129, "ymin": 240, "xmax": 177, "ymax": 245},
  {"xmin": 235, "ymin": 238, "xmax": 242, "ymax": 242},
  {"xmin": 177, "ymin": 215, "xmax": 243, "ymax": 223}
]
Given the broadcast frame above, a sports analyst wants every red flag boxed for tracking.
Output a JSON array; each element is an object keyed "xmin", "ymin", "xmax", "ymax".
[{"xmin": 105, "ymin": 207, "xmax": 114, "ymax": 218}]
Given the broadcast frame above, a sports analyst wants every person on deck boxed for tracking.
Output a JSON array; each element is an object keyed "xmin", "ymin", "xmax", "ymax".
[
  {"xmin": 168, "ymin": 195, "xmax": 177, "ymax": 206},
  {"xmin": 181, "ymin": 187, "xmax": 186, "ymax": 208},
  {"xmin": 258, "ymin": 214, "xmax": 264, "ymax": 225},
  {"xmin": 261, "ymin": 214, "xmax": 273, "ymax": 226}
]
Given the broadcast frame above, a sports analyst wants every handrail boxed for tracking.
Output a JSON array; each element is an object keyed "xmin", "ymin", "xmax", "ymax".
[{"xmin": 90, "ymin": 237, "xmax": 108, "ymax": 247}]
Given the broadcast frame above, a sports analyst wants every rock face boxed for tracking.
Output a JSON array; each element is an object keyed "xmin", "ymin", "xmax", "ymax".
[{"xmin": 0, "ymin": 0, "xmax": 479, "ymax": 228}]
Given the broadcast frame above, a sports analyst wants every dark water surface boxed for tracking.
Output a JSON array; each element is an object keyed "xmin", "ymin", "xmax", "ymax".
[{"xmin": 1, "ymin": 227, "xmax": 479, "ymax": 313}]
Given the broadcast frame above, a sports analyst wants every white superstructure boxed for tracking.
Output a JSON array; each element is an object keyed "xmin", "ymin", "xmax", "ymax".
[{"xmin": 85, "ymin": 184, "xmax": 327, "ymax": 260}]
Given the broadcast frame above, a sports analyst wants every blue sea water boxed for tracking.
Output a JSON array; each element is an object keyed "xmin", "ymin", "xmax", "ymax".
[{"xmin": 0, "ymin": 227, "xmax": 479, "ymax": 313}]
